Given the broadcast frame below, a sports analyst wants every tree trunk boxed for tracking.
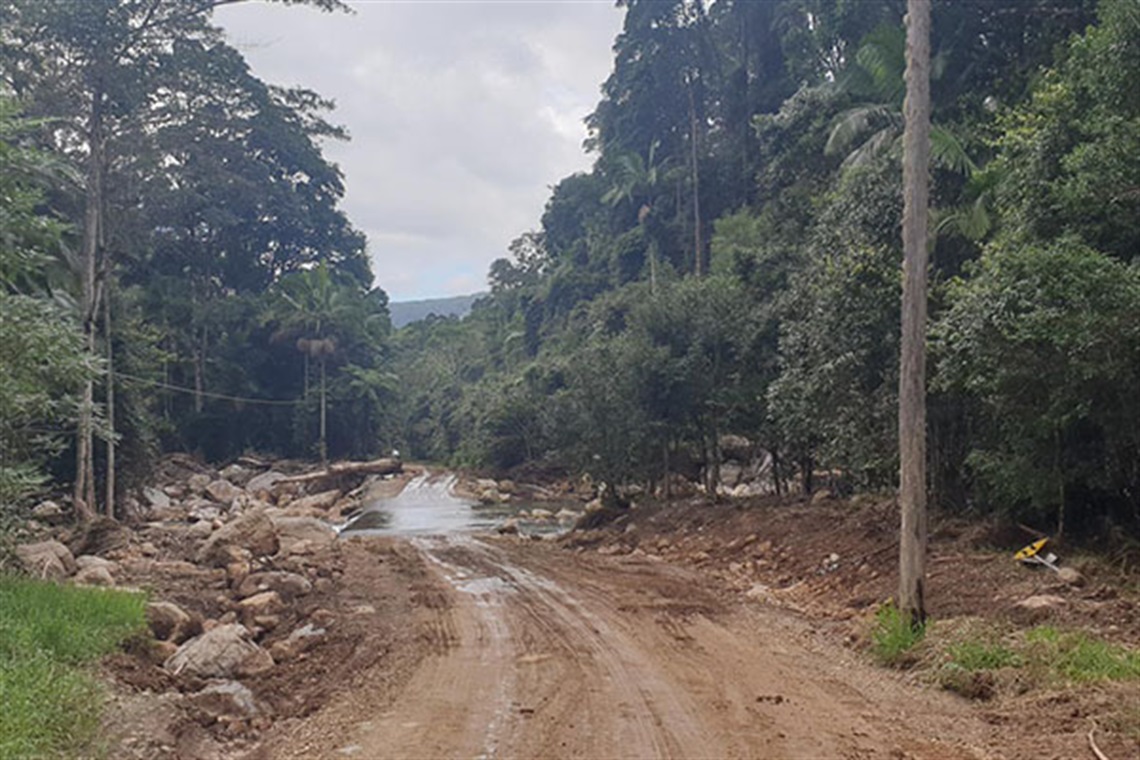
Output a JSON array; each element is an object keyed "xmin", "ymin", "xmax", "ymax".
[
  {"xmin": 898, "ymin": 0, "xmax": 932, "ymax": 630},
  {"xmin": 319, "ymin": 355, "xmax": 328, "ymax": 465},
  {"xmin": 74, "ymin": 87, "xmax": 105, "ymax": 521},
  {"xmin": 687, "ymin": 78, "xmax": 703, "ymax": 278},
  {"xmin": 104, "ymin": 287, "xmax": 115, "ymax": 520}
]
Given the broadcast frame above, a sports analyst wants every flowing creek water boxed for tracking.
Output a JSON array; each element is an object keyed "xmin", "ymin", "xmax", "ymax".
[{"xmin": 339, "ymin": 472, "xmax": 566, "ymax": 537}]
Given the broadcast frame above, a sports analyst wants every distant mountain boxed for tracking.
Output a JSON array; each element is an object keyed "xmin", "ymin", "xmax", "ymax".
[{"xmin": 389, "ymin": 292, "xmax": 485, "ymax": 328}]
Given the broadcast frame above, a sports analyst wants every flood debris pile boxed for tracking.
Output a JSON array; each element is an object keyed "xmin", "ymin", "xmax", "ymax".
[{"xmin": 11, "ymin": 454, "xmax": 410, "ymax": 759}]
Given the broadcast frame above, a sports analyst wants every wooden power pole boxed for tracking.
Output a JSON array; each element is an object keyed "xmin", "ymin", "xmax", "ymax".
[{"xmin": 898, "ymin": 0, "xmax": 932, "ymax": 628}]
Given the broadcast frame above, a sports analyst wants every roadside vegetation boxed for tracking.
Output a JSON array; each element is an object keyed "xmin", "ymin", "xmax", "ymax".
[{"xmin": 0, "ymin": 576, "xmax": 147, "ymax": 758}]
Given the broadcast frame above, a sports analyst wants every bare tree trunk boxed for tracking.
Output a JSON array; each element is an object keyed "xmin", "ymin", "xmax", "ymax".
[
  {"xmin": 687, "ymin": 79, "xmax": 703, "ymax": 278},
  {"xmin": 104, "ymin": 287, "xmax": 115, "ymax": 520},
  {"xmin": 75, "ymin": 90, "xmax": 105, "ymax": 521},
  {"xmin": 898, "ymin": 0, "xmax": 932, "ymax": 629},
  {"xmin": 319, "ymin": 356, "xmax": 328, "ymax": 466}
]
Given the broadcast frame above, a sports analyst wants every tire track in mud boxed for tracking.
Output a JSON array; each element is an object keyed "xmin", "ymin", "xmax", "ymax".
[{"xmin": 342, "ymin": 535, "xmax": 1001, "ymax": 760}]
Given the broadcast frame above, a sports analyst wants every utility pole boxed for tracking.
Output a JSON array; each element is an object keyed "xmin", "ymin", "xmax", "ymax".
[{"xmin": 898, "ymin": 0, "xmax": 931, "ymax": 629}]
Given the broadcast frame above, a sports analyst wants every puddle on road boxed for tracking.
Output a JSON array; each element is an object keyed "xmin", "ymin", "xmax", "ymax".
[{"xmin": 339, "ymin": 473, "xmax": 569, "ymax": 538}]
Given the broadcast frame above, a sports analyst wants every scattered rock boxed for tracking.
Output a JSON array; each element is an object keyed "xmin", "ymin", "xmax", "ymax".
[
  {"xmin": 271, "ymin": 516, "xmax": 337, "ymax": 555},
  {"xmin": 268, "ymin": 623, "xmax": 327, "ymax": 663},
  {"xmin": 497, "ymin": 518, "xmax": 520, "ymax": 535},
  {"xmin": 246, "ymin": 470, "xmax": 286, "ymax": 495},
  {"xmin": 74, "ymin": 565, "xmax": 116, "ymax": 586},
  {"xmin": 555, "ymin": 508, "xmax": 581, "ymax": 523},
  {"xmin": 187, "ymin": 473, "xmax": 212, "ymax": 494},
  {"xmin": 196, "ymin": 509, "xmax": 279, "ymax": 567},
  {"xmin": 237, "ymin": 591, "xmax": 284, "ymax": 626},
  {"xmin": 76, "ymin": 554, "xmax": 119, "ymax": 575},
  {"xmin": 143, "ymin": 487, "xmax": 172, "ymax": 511},
  {"xmin": 188, "ymin": 500, "xmax": 225, "ymax": 523},
  {"xmin": 1056, "ymin": 566, "xmax": 1084, "ymax": 587},
  {"xmin": 147, "ymin": 600, "xmax": 197, "ymax": 644},
  {"xmin": 31, "ymin": 500, "xmax": 66, "ymax": 525},
  {"xmin": 219, "ymin": 463, "xmax": 253, "ymax": 487},
  {"xmin": 187, "ymin": 680, "xmax": 260, "ymax": 720},
  {"xmin": 236, "ymin": 571, "xmax": 313, "ymax": 601},
  {"xmin": 1016, "ymin": 594, "xmax": 1067, "ymax": 611},
  {"xmin": 205, "ymin": 479, "xmax": 243, "ymax": 505},
  {"xmin": 530, "ymin": 508, "xmax": 554, "ymax": 520},
  {"xmin": 289, "ymin": 489, "xmax": 342, "ymax": 513},
  {"xmin": 16, "ymin": 540, "xmax": 77, "ymax": 579},
  {"xmin": 164, "ymin": 624, "xmax": 274, "ymax": 678}
]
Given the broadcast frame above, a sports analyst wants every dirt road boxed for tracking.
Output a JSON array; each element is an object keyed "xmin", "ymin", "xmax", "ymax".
[{"xmin": 265, "ymin": 534, "xmax": 1003, "ymax": 760}]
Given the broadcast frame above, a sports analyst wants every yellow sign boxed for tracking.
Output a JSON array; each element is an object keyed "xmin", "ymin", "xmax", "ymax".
[{"xmin": 1014, "ymin": 538, "xmax": 1048, "ymax": 561}]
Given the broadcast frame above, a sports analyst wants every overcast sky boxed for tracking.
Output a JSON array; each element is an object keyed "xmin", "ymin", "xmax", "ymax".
[{"xmin": 214, "ymin": 0, "xmax": 623, "ymax": 302}]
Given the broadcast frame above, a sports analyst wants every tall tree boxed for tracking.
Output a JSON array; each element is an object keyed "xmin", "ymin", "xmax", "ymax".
[
  {"xmin": 0, "ymin": 0, "xmax": 348, "ymax": 517},
  {"xmin": 898, "ymin": 0, "xmax": 931, "ymax": 628}
]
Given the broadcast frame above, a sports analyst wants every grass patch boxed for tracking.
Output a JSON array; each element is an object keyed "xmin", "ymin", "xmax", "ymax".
[
  {"xmin": 870, "ymin": 601, "xmax": 925, "ymax": 666},
  {"xmin": 0, "ymin": 575, "xmax": 147, "ymax": 758},
  {"xmin": 1025, "ymin": 626, "xmax": 1140, "ymax": 683},
  {"xmin": 945, "ymin": 639, "xmax": 1022, "ymax": 671}
]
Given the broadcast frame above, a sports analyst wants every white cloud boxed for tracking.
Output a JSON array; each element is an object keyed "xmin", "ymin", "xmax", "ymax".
[{"xmin": 214, "ymin": 0, "xmax": 622, "ymax": 300}]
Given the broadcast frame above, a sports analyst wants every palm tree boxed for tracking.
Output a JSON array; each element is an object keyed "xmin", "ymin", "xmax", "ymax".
[
  {"xmin": 274, "ymin": 262, "xmax": 361, "ymax": 464},
  {"xmin": 602, "ymin": 141, "xmax": 666, "ymax": 293},
  {"xmin": 825, "ymin": 24, "xmax": 974, "ymax": 175}
]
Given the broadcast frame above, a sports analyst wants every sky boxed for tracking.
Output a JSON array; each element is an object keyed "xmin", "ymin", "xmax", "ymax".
[{"xmin": 214, "ymin": 0, "xmax": 624, "ymax": 302}]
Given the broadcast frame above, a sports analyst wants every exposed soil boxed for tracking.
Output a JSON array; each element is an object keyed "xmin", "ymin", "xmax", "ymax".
[{"xmin": 95, "ymin": 472, "xmax": 1140, "ymax": 760}]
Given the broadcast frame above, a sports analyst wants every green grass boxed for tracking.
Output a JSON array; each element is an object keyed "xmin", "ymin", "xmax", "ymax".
[
  {"xmin": 870, "ymin": 601, "xmax": 925, "ymax": 666},
  {"xmin": 945, "ymin": 639, "xmax": 1022, "ymax": 671},
  {"xmin": 1025, "ymin": 625, "xmax": 1140, "ymax": 683},
  {"xmin": 0, "ymin": 575, "xmax": 147, "ymax": 759}
]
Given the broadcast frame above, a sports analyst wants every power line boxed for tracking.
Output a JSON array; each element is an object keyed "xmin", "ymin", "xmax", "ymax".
[{"xmin": 115, "ymin": 372, "xmax": 301, "ymax": 406}]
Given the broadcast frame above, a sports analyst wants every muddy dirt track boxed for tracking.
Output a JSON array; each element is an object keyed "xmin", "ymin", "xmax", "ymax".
[{"xmin": 260, "ymin": 535, "xmax": 1003, "ymax": 760}]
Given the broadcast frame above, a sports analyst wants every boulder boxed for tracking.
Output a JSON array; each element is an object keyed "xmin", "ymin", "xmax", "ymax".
[
  {"xmin": 147, "ymin": 600, "xmax": 197, "ymax": 644},
  {"xmin": 246, "ymin": 470, "xmax": 286, "ymax": 495},
  {"xmin": 205, "ymin": 479, "xmax": 243, "ymax": 505},
  {"xmin": 188, "ymin": 500, "xmax": 224, "ymax": 523},
  {"xmin": 497, "ymin": 518, "xmax": 520, "ymax": 535},
  {"xmin": 196, "ymin": 509, "xmax": 279, "ymax": 567},
  {"xmin": 555, "ymin": 508, "xmax": 581, "ymax": 523},
  {"xmin": 187, "ymin": 473, "xmax": 212, "ymax": 494},
  {"xmin": 270, "ymin": 516, "xmax": 336, "ymax": 555},
  {"xmin": 497, "ymin": 480, "xmax": 517, "ymax": 494},
  {"xmin": 31, "ymin": 500, "xmax": 66, "ymax": 525},
  {"xmin": 74, "ymin": 565, "xmax": 115, "ymax": 586},
  {"xmin": 268, "ymin": 623, "xmax": 326, "ymax": 663},
  {"xmin": 236, "ymin": 571, "xmax": 312, "ymax": 601},
  {"xmin": 1056, "ymin": 566, "xmax": 1084, "ymax": 587},
  {"xmin": 237, "ymin": 591, "xmax": 284, "ymax": 626},
  {"xmin": 219, "ymin": 463, "xmax": 253, "ymax": 487},
  {"xmin": 164, "ymin": 624, "xmax": 274, "ymax": 678},
  {"xmin": 16, "ymin": 540, "xmax": 76, "ymax": 579},
  {"xmin": 143, "ymin": 487, "xmax": 172, "ymax": 511},
  {"xmin": 288, "ymin": 489, "xmax": 342, "ymax": 513},
  {"xmin": 75, "ymin": 554, "xmax": 119, "ymax": 575},
  {"xmin": 530, "ymin": 508, "xmax": 554, "ymax": 520},
  {"xmin": 1016, "ymin": 594, "xmax": 1067, "ymax": 611},
  {"xmin": 186, "ymin": 680, "xmax": 259, "ymax": 720}
]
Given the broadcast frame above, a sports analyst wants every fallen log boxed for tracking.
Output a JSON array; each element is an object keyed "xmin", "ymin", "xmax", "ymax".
[{"xmin": 277, "ymin": 458, "xmax": 402, "ymax": 486}]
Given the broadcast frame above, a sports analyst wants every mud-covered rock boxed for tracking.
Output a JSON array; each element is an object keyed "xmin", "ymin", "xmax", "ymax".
[
  {"xmin": 147, "ymin": 600, "xmax": 198, "ymax": 644},
  {"xmin": 186, "ymin": 680, "xmax": 260, "ymax": 720},
  {"xmin": 219, "ymin": 463, "xmax": 253, "ymax": 487},
  {"xmin": 16, "ymin": 539, "xmax": 76, "ymax": 578},
  {"xmin": 246, "ymin": 470, "xmax": 286, "ymax": 496},
  {"xmin": 196, "ymin": 509, "xmax": 279, "ymax": 567},
  {"xmin": 237, "ymin": 591, "xmax": 284, "ymax": 626},
  {"xmin": 236, "ymin": 571, "xmax": 313, "ymax": 601},
  {"xmin": 164, "ymin": 623, "xmax": 274, "ymax": 678},
  {"xmin": 289, "ymin": 489, "xmax": 342, "ymax": 513},
  {"xmin": 205, "ymin": 479, "xmax": 243, "ymax": 505},
  {"xmin": 31, "ymin": 500, "xmax": 66, "ymax": 525},
  {"xmin": 268, "ymin": 622, "xmax": 327, "ymax": 663},
  {"xmin": 74, "ymin": 564, "xmax": 116, "ymax": 586},
  {"xmin": 271, "ymin": 516, "xmax": 336, "ymax": 555}
]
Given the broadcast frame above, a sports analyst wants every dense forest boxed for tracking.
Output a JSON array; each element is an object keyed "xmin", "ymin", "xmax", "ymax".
[{"xmin": 2, "ymin": 0, "xmax": 1139, "ymax": 540}]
